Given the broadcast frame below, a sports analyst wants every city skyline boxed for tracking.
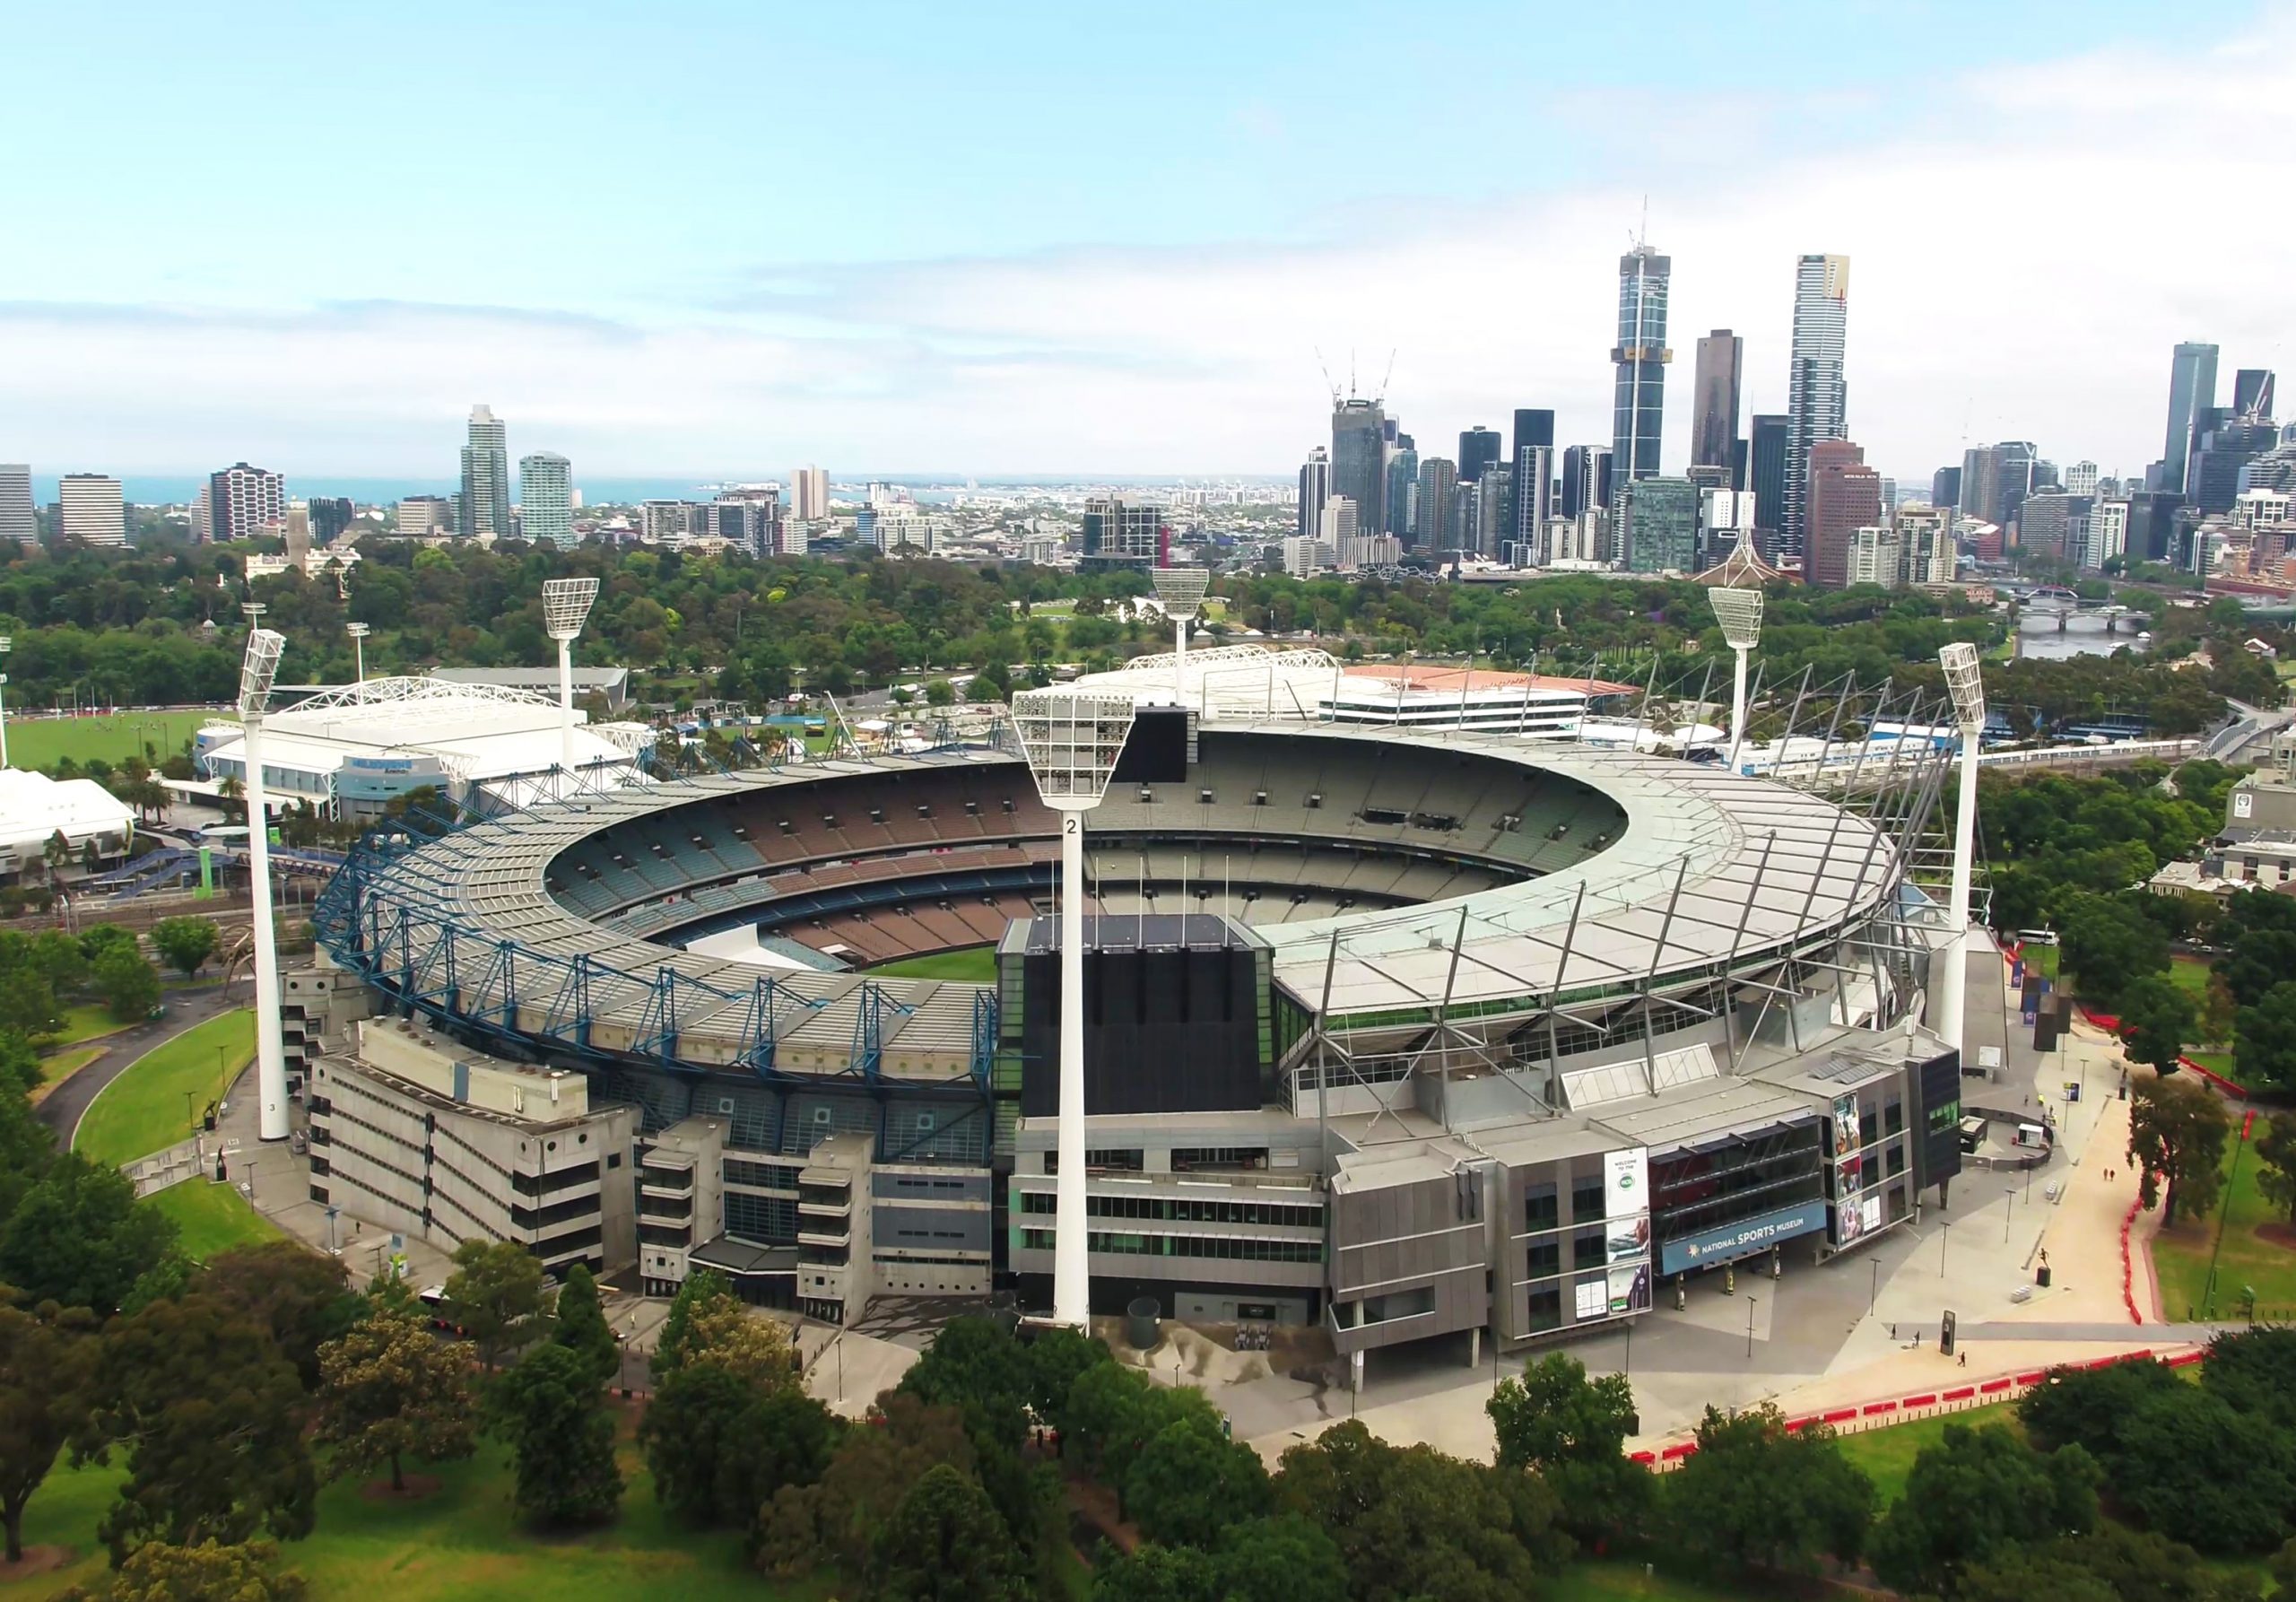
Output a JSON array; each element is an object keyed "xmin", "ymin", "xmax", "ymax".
[{"xmin": 0, "ymin": 3, "xmax": 2291, "ymax": 481}]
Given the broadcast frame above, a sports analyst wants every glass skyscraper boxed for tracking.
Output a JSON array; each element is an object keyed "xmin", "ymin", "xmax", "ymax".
[
  {"xmin": 2161, "ymin": 343, "xmax": 2219, "ymax": 492},
  {"xmin": 1331, "ymin": 398, "xmax": 1387, "ymax": 536},
  {"xmin": 519, "ymin": 451, "xmax": 574, "ymax": 546},
  {"xmin": 1782, "ymin": 254, "xmax": 1849, "ymax": 557},
  {"xmin": 1610, "ymin": 246, "xmax": 1671, "ymax": 483},
  {"xmin": 460, "ymin": 404, "xmax": 511, "ymax": 539}
]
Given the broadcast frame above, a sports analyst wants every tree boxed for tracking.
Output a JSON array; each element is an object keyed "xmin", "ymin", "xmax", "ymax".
[
  {"xmin": 2255, "ymin": 1115, "xmax": 2296, "ymax": 1226},
  {"xmin": 900, "ymin": 1315, "xmax": 1036, "ymax": 1448},
  {"xmin": 2116, "ymin": 973, "xmax": 2198, "ymax": 1075},
  {"xmin": 874, "ymin": 1462, "xmax": 1021, "ymax": 1602},
  {"xmin": 640, "ymin": 1363, "xmax": 836, "ymax": 1530},
  {"xmin": 677, "ymin": 1298, "xmax": 798, "ymax": 1393},
  {"xmin": 1125, "ymin": 1417, "xmax": 1272, "ymax": 1550},
  {"xmin": 2114, "ymin": 1383, "xmax": 2296, "ymax": 1553},
  {"xmin": 1212, "ymin": 1513, "xmax": 1350, "ymax": 1602},
  {"xmin": 1487, "ymin": 1349, "xmax": 1649, "ymax": 1546},
  {"xmin": 0, "ymin": 1302, "xmax": 96, "ymax": 1563},
  {"xmin": 2236, "ymin": 981, "xmax": 2296, "ymax": 1096},
  {"xmin": 1022, "ymin": 1324, "xmax": 1109, "ymax": 1436},
  {"xmin": 1092, "ymin": 1541, "xmax": 1221, "ymax": 1602},
  {"xmin": 2128, "ymin": 1075, "xmax": 2232, "ymax": 1229},
  {"xmin": 0, "ymin": 970, "xmax": 61, "ymax": 1040},
  {"xmin": 653, "ymin": 1268, "xmax": 735, "ymax": 1377},
  {"xmin": 1661, "ymin": 1405, "xmax": 1874, "ymax": 1577},
  {"xmin": 1867, "ymin": 1423, "xmax": 2100, "ymax": 1596},
  {"xmin": 2057, "ymin": 892, "xmax": 2170, "ymax": 1007},
  {"xmin": 92, "ymin": 945, "xmax": 160, "ymax": 1023},
  {"xmin": 924, "ymin": 678, "xmax": 955, "ymax": 708},
  {"xmin": 194, "ymin": 1243, "xmax": 361, "ymax": 1393},
  {"xmin": 440, "ymin": 1239, "xmax": 547, "ymax": 1371},
  {"xmin": 88, "ymin": 1293, "xmax": 317, "ymax": 1561},
  {"xmin": 550, "ymin": 1263, "xmax": 618, "ymax": 1388},
  {"xmin": 312, "ymin": 1305, "xmax": 477, "ymax": 1493},
  {"xmin": 0, "ymin": 1152, "xmax": 178, "ymax": 1317},
  {"xmin": 487, "ymin": 1343, "xmax": 622, "ymax": 1528},
  {"xmin": 150, "ymin": 918, "xmax": 220, "ymax": 981},
  {"xmin": 56, "ymin": 1537, "xmax": 308, "ymax": 1602}
]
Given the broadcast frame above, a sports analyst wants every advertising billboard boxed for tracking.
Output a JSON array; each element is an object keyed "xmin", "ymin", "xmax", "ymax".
[
  {"xmin": 1605, "ymin": 1147, "xmax": 1652, "ymax": 1267},
  {"xmin": 1658, "ymin": 1199, "xmax": 1829, "ymax": 1276}
]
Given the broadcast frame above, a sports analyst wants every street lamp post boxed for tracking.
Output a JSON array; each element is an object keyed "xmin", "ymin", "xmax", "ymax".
[
  {"xmin": 0, "ymin": 634, "xmax": 12, "ymax": 769},
  {"xmin": 1707, "ymin": 586, "xmax": 1763, "ymax": 774},
  {"xmin": 1931, "ymin": 643, "xmax": 1987, "ymax": 1058},
  {"xmin": 345, "ymin": 622, "xmax": 370, "ymax": 685},
  {"xmin": 542, "ymin": 578, "xmax": 601, "ymax": 785},
  {"xmin": 238, "ymin": 608, "xmax": 290, "ymax": 1142},
  {"xmin": 1745, "ymin": 1295, "xmax": 1757, "ymax": 1359},
  {"xmin": 1150, "ymin": 566, "xmax": 1210, "ymax": 710},
  {"xmin": 1011, "ymin": 687, "xmax": 1140, "ymax": 1328}
]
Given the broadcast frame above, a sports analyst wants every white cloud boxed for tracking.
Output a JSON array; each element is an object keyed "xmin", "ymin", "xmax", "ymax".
[{"xmin": 3, "ymin": 11, "xmax": 2292, "ymax": 482}]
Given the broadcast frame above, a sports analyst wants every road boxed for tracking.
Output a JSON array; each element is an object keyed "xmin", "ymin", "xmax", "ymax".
[{"xmin": 35, "ymin": 982, "xmax": 246, "ymax": 1149}]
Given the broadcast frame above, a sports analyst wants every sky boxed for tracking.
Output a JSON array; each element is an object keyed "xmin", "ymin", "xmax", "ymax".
[{"xmin": 2, "ymin": 0, "xmax": 2292, "ymax": 486}]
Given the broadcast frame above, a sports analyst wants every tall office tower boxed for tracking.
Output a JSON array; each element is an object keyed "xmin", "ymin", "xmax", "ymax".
[
  {"xmin": 1615, "ymin": 476, "xmax": 1699, "ymax": 573},
  {"xmin": 1509, "ymin": 409, "xmax": 1554, "ymax": 550},
  {"xmin": 519, "ymin": 452, "xmax": 574, "ymax": 547},
  {"xmin": 398, "ymin": 494, "xmax": 453, "ymax": 537},
  {"xmin": 2236, "ymin": 370, "xmax": 2277, "ymax": 421},
  {"xmin": 1959, "ymin": 441, "xmax": 2036, "ymax": 530},
  {"xmin": 58, "ymin": 474, "xmax": 126, "ymax": 546},
  {"xmin": 206, "ymin": 462, "xmax": 287, "ymax": 543},
  {"xmin": 1560, "ymin": 445, "xmax": 1611, "ymax": 518},
  {"xmin": 1932, "ymin": 465, "xmax": 1962, "ymax": 510},
  {"xmin": 1297, "ymin": 446, "xmax": 1330, "ymax": 541},
  {"xmin": 1386, "ymin": 433, "xmax": 1418, "ymax": 544},
  {"xmin": 2064, "ymin": 461, "xmax": 2100, "ymax": 498},
  {"xmin": 1081, "ymin": 497, "xmax": 1164, "ymax": 568},
  {"xmin": 2016, "ymin": 491, "xmax": 2090, "ymax": 563},
  {"xmin": 1805, "ymin": 440, "xmax": 1881, "ymax": 588},
  {"xmin": 459, "ymin": 404, "xmax": 511, "ymax": 539},
  {"xmin": 1782, "ymin": 254, "xmax": 1850, "ymax": 555},
  {"xmin": 1457, "ymin": 425, "xmax": 1503, "ymax": 483},
  {"xmin": 1474, "ymin": 467, "xmax": 1513, "ymax": 559},
  {"xmin": 309, "ymin": 497, "xmax": 353, "ymax": 544},
  {"xmin": 0, "ymin": 465, "xmax": 33, "ymax": 542},
  {"xmin": 2086, "ymin": 499, "xmax": 2130, "ymax": 570},
  {"xmin": 1331, "ymin": 397, "xmax": 1388, "ymax": 536},
  {"xmin": 1748, "ymin": 415, "xmax": 1788, "ymax": 535},
  {"xmin": 2189, "ymin": 416, "xmax": 2279, "ymax": 513},
  {"xmin": 792, "ymin": 466, "xmax": 831, "ymax": 521},
  {"xmin": 2126, "ymin": 491, "xmax": 2184, "ymax": 564},
  {"xmin": 1893, "ymin": 503, "xmax": 1956, "ymax": 587},
  {"xmin": 1415, "ymin": 457, "xmax": 1457, "ymax": 551},
  {"xmin": 1610, "ymin": 245, "xmax": 1671, "ymax": 483},
  {"xmin": 2161, "ymin": 343, "xmax": 2220, "ymax": 492},
  {"xmin": 1691, "ymin": 330, "xmax": 1744, "ymax": 483}
]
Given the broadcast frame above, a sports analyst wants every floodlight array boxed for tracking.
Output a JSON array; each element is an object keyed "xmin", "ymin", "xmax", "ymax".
[{"xmin": 542, "ymin": 577, "xmax": 601, "ymax": 640}]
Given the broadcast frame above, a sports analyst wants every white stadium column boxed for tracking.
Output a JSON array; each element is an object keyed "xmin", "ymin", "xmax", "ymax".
[
  {"xmin": 1931, "ymin": 642, "xmax": 1987, "ymax": 1058},
  {"xmin": 542, "ymin": 578, "xmax": 602, "ymax": 783},
  {"xmin": 238, "ymin": 608, "xmax": 291, "ymax": 1141}
]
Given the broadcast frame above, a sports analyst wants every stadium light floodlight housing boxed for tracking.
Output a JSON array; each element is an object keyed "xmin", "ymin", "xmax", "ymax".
[
  {"xmin": 1151, "ymin": 566, "xmax": 1211, "ymax": 621},
  {"xmin": 1709, "ymin": 586, "xmax": 1764, "ymax": 650},
  {"xmin": 1939, "ymin": 642, "xmax": 1987, "ymax": 732},
  {"xmin": 239, "ymin": 629, "xmax": 287, "ymax": 716},
  {"xmin": 1012, "ymin": 688, "xmax": 1141, "ymax": 807},
  {"xmin": 542, "ymin": 577, "xmax": 601, "ymax": 641}
]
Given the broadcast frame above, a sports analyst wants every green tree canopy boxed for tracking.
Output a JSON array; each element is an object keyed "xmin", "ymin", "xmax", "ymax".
[
  {"xmin": 549, "ymin": 1263, "xmax": 618, "ymax": 1388},
  {"xmin": 486, "ymin": 1342, "xmax": 622, "ymax": 1528},
  {"xmin": 440, "ymin": 1238, "xmax": 547, "ymax": 1371},
  {"xmin": 313, "ymin": 1305, "xmax": 477, "ymax": 1493},
  {"xmin": 2128, "ymin": 1075, "xmax": 2232, "ymax": 1229},
  {"xmin": 1867, "ymin": 1423, "xmax": 2100, "ymax": 1596},
  {"xmin": 0, "ymin": 1152, "xmax": 178, "ymax": 1317},
  {"xmin": 1661, "ymin": 1404, "xmax": 1874, "ymax": 1577},
  {"xmin": 149, "ymin": 918, "xmax": 220, "ymax": 980},
  {"xmin": 0, "ymin": 1302, "xmax": 97, "ymax": 1563}
]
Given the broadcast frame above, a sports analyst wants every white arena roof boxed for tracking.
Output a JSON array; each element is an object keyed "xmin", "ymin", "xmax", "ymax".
[{"xmin": 0, "ymin": 768, "xmax": 136, "ymax": 857}]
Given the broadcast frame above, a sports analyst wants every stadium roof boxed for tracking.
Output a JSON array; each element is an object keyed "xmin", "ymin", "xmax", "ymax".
[{"xmin": 0, "ymin": 769, "xmax": 136, "ymax": 855}]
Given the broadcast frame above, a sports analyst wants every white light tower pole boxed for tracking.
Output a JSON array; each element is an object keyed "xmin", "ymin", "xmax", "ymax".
[
  {"xmin": 1708, "ymin": 586, "xmax": 1764, "ymax": 774},
  {"xmin": 238, "ymin": 608, "xmax": 291, "ymax": 1142},
  {"xmin": 541, "ymin": 578, "xmax": 601, "ymax": 783},
  {"xmin": 345, "ymin": 622, "xmax": 370, "ymax": 685},
  {"xmin": 1150, "ymin": 566, "xmax": 1210, "ymax": 710},
  {"xmin": 0, "ymin": 635, "xmax": 12, "ymax": 769},
  {"xmin": 1012, "ymin": 687, "xmax": 1140, "ymax": 1328},
  {"xmin": 1931, "ymin": 642, "xmax": 1987, "ymax": 1058}
]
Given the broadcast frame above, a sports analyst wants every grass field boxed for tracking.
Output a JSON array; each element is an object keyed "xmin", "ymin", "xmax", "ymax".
[
  {"xmin": 4, "ymin": 710, "xmax": 213, "ymax": 773},
  {"xmin": 1550, "ymin": 1562, "xmax": 1751, "ymax": 1600},
  {"xmin": 147, "ymin": 1178, "xmax": 283, "ymax": 1260},
  {"xmin": 43, "ymin": 1005, "xmax": 131, "ymax": 1050},
  {"xmin": 869, "ymin": 946, "xmax": 999, "ymax": 983},
  {"xmin": 2170, "ymin": 953, "xmax": 2215, "ymax": 1002},
  {"xmin": 73, "ymin": 1008, "xmax": 254, "ymax": 1168},
  {"xmin": 1832, "ymin": 1403, "xmax": 2017, "ymax": 1505},
  {"xmin": 2152, "ymin": 1119, "xmax": 2296, "ymax": 1319}
]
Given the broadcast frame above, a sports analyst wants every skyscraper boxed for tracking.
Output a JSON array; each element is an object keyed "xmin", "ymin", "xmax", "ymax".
[
  {"xmin": 2236, "ymin": 370, "xmax": 2277, "ymax": 421},
  {"xmin": 1931, "ymin": 465, "xmax": 1961, "ymax": 511},
  {"xmin": 520, "ymin": 452, "xmax": 574, "ymax": 547},
  {"xmin": 1960, "ymin": 442, "xmax": 2036, "ymax": 530},
  {"xmin": 2161, "ymin": 343, "xmax": 2220, "ymax": 492},
  {"xmin": 1805, "ymin": 440, "xmax": 1881, "ymax": 589},
  {"xmin": 58, "ymin": 474, "xmax": 126, "ymax": 546},
  {"xmin": 1617, "ymin": 477, "xmax": 1700, "ymax": 574},
  {"xmin": 792, "ymin": 466, "xmax": 830, "ymax": 521},
  {"xmin": 1691, "ymin": 330, "xmax": 1744, "ymax": 482},
  {"xmin": 0, "ymin": 465, "xmax": 33, "ymax": 543},
  {"xmin": 1510, "ymin": 409, "xmax": 1554, "ymax": 550},
  {"xmin": 2064, "ymin": 461, "xmax": 2100, "ymax": 498},
  {"xmin": 1782, "ymin": 253, "xmax": 1850, "ymax": 556},
  {"xmin": 1611, "ymin": 245, "xmax": 1671, "ymax": 483},
  {"xmin": 1748, "ymin": 415, "xmax": 1788, "ymax": 535},
  {"xmin": 1298, "ymin": 447, "xmax": 1330, "ymax": 542},
  {"xmin": 1560, "ymin": 446, "xmax": 1611, "ymax": 518},
  {"xmin": 1415, "ymin": 457, "xmax": 1457, "ymax": 552},
  {"xmin": 1081, "ymin": 497, "xmax": 1164, "ymax": 568},
  {"xmin": 1457, "ymin": 425, "xmax": 1503, "ymax": 483},
  {"xmin": 459, "ymin": 404, "xmax": 511, "ymax": 539},
  {"xmin": 206, "ymin": 462, "xmax": 286, "ymax": 543},
  {"xmin": 309, "ymin": 497, "xmax": 354, "ymax": 544},
  {"xmin": 1386, "ymin": 434, "xmax": 1418, "ymax": 545},
  {"xmin": 1331, "ymin": 398, "xmax": 1388, "ymax": 536}
]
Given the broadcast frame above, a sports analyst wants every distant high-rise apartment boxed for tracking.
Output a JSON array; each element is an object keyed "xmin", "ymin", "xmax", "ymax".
[
  {"xmin": 1474, "ymin": 467, "xmax": 1513, "ymax": 560},
  {"xmin": 309, "ymin": 497, "xmax": 353, "ymax": 544},
  {"xmin": 519, "ymin": 453, "xmax": 574, "ymax": 547},
  {"xmin": 793, "ymin": 466, "xmax": 830, "ymax": 521},
  {"xmin": 1747, "ymin": 415, "xmax": 1787, "ymax": 535},
  {"xmin": 58, "ymin": 474, "xmax": 126, "ymax": 546},
  {"xmin": 1893, "ymin": 503, "xmax": 1956, "ymax": 587},
  {"xmin": 1386, "ymin": 433, "xmax": 1418, "ymax": 544},
  {"xmin": 2161, "ymin": 343, "xmax": 2220, "ymax": 492},
  {"xmin": 1298, "ymin": 447, "xmax": 1330, "ymax": 542},
  {"xmin": 1931, "ymin": 465, "xmax": 1962, "ymax": 511},
  {"xmin": 1332, "ymin": 398, "xmax": 1388, "ymax": 536},
  {"xmin": 1510, "ymin": 409, "xmax": 1554, "ymax": 550},
  {"xmin": 1457, "ymin": 425, "xmax": 1503, "ymax": 484},
  {"xmin": 1959, "ymin": 442, "xmax": 2036, "ymax": 530},
  {"xmin": 1616, "ymin": 476, "xmax": 1700, "ymax": 574},
  {"xmin": 1611, "ymin": 245, "xmax": 1671, "ymax": 483},
  {"xmin": 1782, "ymin": 253, "xmax": 1850, "ymax": 555},
  {"xmin": 2189, "ymin": 417, "xmax": 2279, "ymax": 514},
  {"xmin": 398, "ymin": 494, "xmax": 453, "ymax": 538},
  {"xmin": 1081, "ymin": 497, "xmax": 1164, "ymax": 568},
  {"xmin": 2236, "ymin": 370, "xmax": 2277, "ymax": 422},
  {"xmin": 206, "ymin": 462, "xmax": 286, "ymax": 543},
  {"xmin": 1415, "ymin": 457, "xmax": 1457, "ymax": 551},
  {"xmin": 2086, "ymin": 499, "xmax": 2130, "ymax": 570},
  {"xmin": 459, "ymin": 405, "xmax": 511, "ymax": 539},
  {"xmin": 2126, "ymin": 492, "xmax": 2183, "ymax": 565},
  {"xmin": 1561, "ymin": 445, "xmax": 1611, "ymax": 518},
  {"xmin": 1691, "ymin": 330, "xmax": 1744, "ymax": 483},
  {"xmin": 0, "ymin": 465, "xmax": 32, "ymax": 543},
  {"xmin": 2064, "ymin": 461, "xmax": 2100, "ymax": 498},
  {"xmin": 1805, "ymin": 440, "xmax": 1881, "ymax": 588},
  {"xmin": 2016, "ymin": 491, "xmax": 2090, "ymax": 564}
]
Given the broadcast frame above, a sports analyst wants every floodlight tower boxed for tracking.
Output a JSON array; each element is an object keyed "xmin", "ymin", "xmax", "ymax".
[
  {"xmin": 1931, "ymin": 642, "xmax": 1987, "ymax": 1058},
  {"xmin": 1011, "ymin": 687, "xmax": 1141, "ymax": 1328},
  {"xmin": 345, "ymin": 622, "xmax": 370, "ymax": 684},
  {"xmin": 0, "ymin": 636, "xmax": 12, "ymax": 769},
  {"xmin": 1708, "ymin": 586, "xmax": 1764, "ymax": 774},
  {"xmin": 238, "ymin": 607, "xmax": 291, "ymax": 1141},
  {"xmin": 1150, "ymin": 566, "xmax": 1210, "ymax": 709},
  {"xmin": 541, "ymin": 578, "xmax": 601, "ymax": 779}
]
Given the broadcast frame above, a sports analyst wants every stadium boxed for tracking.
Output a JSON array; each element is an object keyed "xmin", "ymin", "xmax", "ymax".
[{"xmin": 307, "ymin": 659, "xmax": 1968, "ymax": 1371}]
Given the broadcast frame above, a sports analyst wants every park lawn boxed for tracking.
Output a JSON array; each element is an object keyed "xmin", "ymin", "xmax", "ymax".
[
  {"xmin": 2151, "ymin": 1120, "xmax": 2296, "ymax": 1320},
  {"xmin": 2188, "ymin": 1050, "xmax": 2239, "ymax": 1078},
  {"xmin": 73, "ymin": 1008, "xmax": 255, "ymax": 1169},
  {"xmin": 4, "ymin": 709, "xmax": 213, "ymax": 773},
  {"xmin": 869, "ymin": 945, "xmax": 999, "ymax": 984},
  {"xmin": 29, "ymin": 1044, "xmax": 105, "ymax": 1105},
  {"xmin": 148, "ymin": 1179, "xmax": 283, "ymax": 1260},
  {"xmin": 1831, "ymin": 1402, "xmax": 2018, "ymax": 1505},
  {"xmin": 2169, "ymin": 954, "xmax": 2215, "ymax": 1002},
  {"xmin": 1550, "ymin": 1561, "xmax": 1756, "ymax": 1600},
  {"xmin": 2020, "ymin": 943, "xmax": 2061, "ymax": 982},
  {"xmin": 42, "ymin": 1004, "xmax": 132, "ymax": 1050}
]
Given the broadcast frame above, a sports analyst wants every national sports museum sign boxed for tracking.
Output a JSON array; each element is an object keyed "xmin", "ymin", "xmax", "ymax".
[{"xmin": 1657, "ymin": 1200, "xmax": 1828, "ymax": 1276}]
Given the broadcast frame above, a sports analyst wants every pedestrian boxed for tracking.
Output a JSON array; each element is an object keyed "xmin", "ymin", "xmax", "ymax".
[{"xmin": 1959, "ymin": 1351, "xmax": 1968, "ymax": 1368}]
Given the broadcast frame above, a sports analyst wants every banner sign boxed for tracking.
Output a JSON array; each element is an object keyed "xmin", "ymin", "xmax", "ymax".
[
  {"xmin": 1604, "ymin": 1147, "xmax": 1652, "ymax": 1267},
  {"xmin": 1659, "ymin": 1200, "xmax": 1828, "ymax": 1276}
]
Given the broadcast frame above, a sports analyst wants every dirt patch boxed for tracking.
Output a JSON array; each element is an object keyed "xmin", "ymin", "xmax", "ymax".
[
  {"xmin": 0, "ymin": 1545, "xmax": 74, "ymax": 1581},
  {"xmin": 360, "ymin": 1472, "xmax": 443, "ymax": 1502},
  {"xmin": 2254, "ymin": 1223, "xmax": 2296, "ymax": 1253}
]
